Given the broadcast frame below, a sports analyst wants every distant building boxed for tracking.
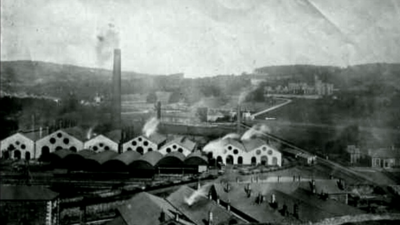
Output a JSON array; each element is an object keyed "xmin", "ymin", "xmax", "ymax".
[
  {"xmin": 205, "ymin": 138, "xmax": 282, "ymax": 166},
  {"xmin": 159, "ymin": 136, "xmax": 197, "ymax": 157},
  {"xmin": 122, "ymin": 134, "xmax": 167, "ymax": 154},
  {"xmin": 35, "ymin": 129, "xmax": 85, "ymax": 159},
  {"xmin": 84, "ymin": 134, "xmax": 119, "ymax": 153},
  {"xmin": 347, "ymin": 145, "xmax": 361, "ymax": 164},
  {"xmin": 0, "ymin": 133, "xmax": 35, "ymax": 160},
  {"xmin": 370, "ymin": 147, "xmax": 400, "ymax": 169},
  {"xmin": 0, "ymin": 185, "xmax": 60, "ymax": 225}
]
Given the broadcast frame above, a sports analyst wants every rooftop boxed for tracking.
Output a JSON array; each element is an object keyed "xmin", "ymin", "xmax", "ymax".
[
  {"xmin": 1, "ymin": 185, "xmax": 58, "ymax": 201},
  {"xmin": 370, "ymin": 148, "xmax": 400, "ymax": 158}
]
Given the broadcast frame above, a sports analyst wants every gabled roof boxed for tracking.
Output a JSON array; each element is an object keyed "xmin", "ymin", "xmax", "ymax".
[
  {"xmin": 1, "ymin": 185, "xmax": 58, "ymax": 201},
  {"xmin": 282, "ymin": 148, "xmax": 315, "ymax": 159},
  {"xmin": 15, "ymin": 132, "xmax": 40, "ymax": 141},
  {"xmin": 86, "ymin": 134, "xmax": 116, "ymax": 144},
  {"xmin": 61, "ymin": 127, "xmax": 87, "ymax": 141},
  {"xmin": 144, "ymin": 133, "xmax": 167, "ymax": 145},
  {"xmin": 167, "ymin": 185, "xmax": 242, "ymax": 225},
  {"xmin": 241, "ymin": 139, "xmax": 268, "ymax": 152},
  {"xmin": 370, "ymin": 148, "xmax": 400, "ymax": 158},
  {"xmin": 118, "ymin": 192, "xmax": 179, "ymax": 225},
  {"xmin": 167, "ymin": 136, "xmax": 196, "ymax": 151},
  {"xmin": 224, "ymin": 138, "xmax": 245, "ymax": 151},
  {"xmin": 105, "ymin": 129, "xmax": 122, "ymax": 143}
]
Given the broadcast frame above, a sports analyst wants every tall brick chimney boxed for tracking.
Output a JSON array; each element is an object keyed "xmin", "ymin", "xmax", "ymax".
[
  {"xmin": 112, "ymin": 49, "xmax": 121, "ymax": 129},
  {"xmin": 237, "ymin": 104, "xmax": 241, "ymax": 134}
]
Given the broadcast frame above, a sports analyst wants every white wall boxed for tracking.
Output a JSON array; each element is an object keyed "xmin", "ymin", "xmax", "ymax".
[
  {"xmin": 159, "ymin": 142, "xmax": 192, "ymax": 156},
  {"xmin": 122, "ymin": 135, "xmax": 158, "ymax": 154},
  {"xmin": 212, "ymin": 143, "xmax": 282, "ymax": 166},
  {"xmin": 35, "ymin": 130, "xmax": 84, "ymax": 158},
  {"xmin": 0, "ymin": 133, "xmax": 35, "ymax": 160},
  {"xmin": 84, "ymin": 135, "xmax": 118, "ymax": 152}
]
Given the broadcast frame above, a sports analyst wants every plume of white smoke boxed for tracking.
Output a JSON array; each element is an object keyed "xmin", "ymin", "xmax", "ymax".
[
  {"xmin": 142, "ymin": 117, "xmax": 160, "ymax": 137},
  {"xmin": 241, "ymin": 124, "xmax": 271, "ymax": 141},
  {"xmin": 222, "ymin": 133, "xmax": 240, "ymax": 140},
  {"xmin": 184, "ymin": 183, "xmax": 212, "ymax": 206},
  {"xmin": 203, "ymin": 138, "xmax": 228, "ymax": 156},
  {"xmin": 87, "ymin": 127, "xmax": 94, "ymax": 140},
  {"xmin": 96, "ymin": 23, "xmax": 120, "ymax": 65}
]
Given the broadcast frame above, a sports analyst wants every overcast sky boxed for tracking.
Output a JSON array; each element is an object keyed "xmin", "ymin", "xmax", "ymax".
[{"xmin": 1, "ymin": 0, "xmax": 400, "ymax": 77}]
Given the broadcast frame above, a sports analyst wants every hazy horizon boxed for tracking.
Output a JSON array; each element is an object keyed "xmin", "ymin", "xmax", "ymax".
[{"xmin": 2, "ymin": 0, "xmax": 400, "ymax": 77}]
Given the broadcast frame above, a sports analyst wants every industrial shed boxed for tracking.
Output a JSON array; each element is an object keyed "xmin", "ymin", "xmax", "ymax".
[
  {"xmin": 129, "ymin": 151, "xmax": 163, "ymax": 177},
  {"xmin": 0, "ymin": 133, "xmax": 36, "ymax": 160},
  {"xmin": 158, "ymin": 136, "xmax": 196, "ymax": 156},
  {"xmin": 103, "ymin": 151, "xmax": 141, "ymax": 171},
  {"xmin": 85, "ymin": 151, "xmax": 119, "ymax": 171},
  {"xmin": 35, "ymin": 129, "xmax": 84, "ymax": 159},
  {"xmin": 64, "ymin": 149, "xmax": 96, "ymax": 170},
  {"xmin": 122, "ymin": 133, "xmax": 167, "ymax": 154},
  {"xmin": 49, "ymin": 149, "xmax": 76, "ymax": 168},
  {"xmin": 156, "ymin": 152, "xmax": 185, "ymax": 174},
  {"xmin": 84, "ymin": 134, "xmax": 119, "ymax": 153},
  {"xmin": 184, "ymin": 151, "xmax": 209, "ymax": 173}
]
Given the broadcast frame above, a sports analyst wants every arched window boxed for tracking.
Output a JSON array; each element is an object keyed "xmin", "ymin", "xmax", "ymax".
[
  {"xmin": 148, "ymin": 148, "xmax": 153, "ymax": 152},
  {"xmin": 251, "ymin": 157, "xmax": 257, "ymax": 165},
  {"xmin": 69, "ymin": 146, "xmax": 77, "ymax": 152},
  {"xmin": 226, "ymin": 155, "xmax": 234, "ymax": 165},
  {"xmin": 137, "ymin": 147, "xmax": 144, "ymax": 154},
  {"xmin": 25, "ymin": 152, "xmax": 31, "ymax": 160},
  {"xmin": 14, "ymin": 150, "xmax": 21, "ymax": 160},
  {"xmin": 261, "ymin": 156, "xmax": 268, "ymax": 165},
  {"xmin": 216, "ymin": 156, "xmax": 223, "ymax": 164},
  {"xmin": 238, "ymin": 156, "xmax": 243, "ymax": 164},
  {"xmin": 40, "ymin": 146, "xmax": 50, "ymax": 162},
  {"xmin": 55, "ymin": 146, "xmax": 63, "ymax": 151},
  {"xmin": 127, "ymin": 147, "xmax": 132, "ymax": 151},
  {"xmin": 272, "ymin": 157, "xmax": 278, "ymax": 166}
]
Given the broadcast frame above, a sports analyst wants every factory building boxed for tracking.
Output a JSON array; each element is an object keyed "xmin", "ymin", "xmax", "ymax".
[
  {"xmin": 102, "ymin": 151, "xmax": 141, "ymax": 171},
  {"xmin": 159, "ymin": 136, "xmax": 197, "ymax": 156},
  {"xmin": 35, "ymin": 129, "xmax": 84, "ymax": 159},
  {"xmin": 0, "ymin": 133, "xmax": 35, "ymax": 160},
  {"xmin": 0, "ymin": 185, "xmax": 60, "ymax": 225},
  {"xmin": 206, "ymin": 138, "xmax": 282, "ymax": 166},
  {"xmin": 84, "ymin": 134, "xmax": 118, "ymax": 153},
  {"xmin": 122, "ymin": 134, "xmax": 167, "ymax": 154}
]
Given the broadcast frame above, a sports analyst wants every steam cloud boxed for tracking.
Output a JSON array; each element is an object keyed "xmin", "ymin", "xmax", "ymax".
[
  {"xmin": 203, "ymin": 138, "xmax": 227, "ymax": 156},
  {"xmin": 241, "ymin": 124, "xmax": 271, "ymax": 141},
  {"xmin": 184, "ymin": 183, "xmax": 211, "ymax": 206},
  {"xmin": 96, "ymin": 23, "xmax": 120, "ymax": 65},
  {"xmin": 86, "ymin": 127, "xmax": 94, "ymax": 140},
  {"xmin": 142, "ymin": 117, "xmax": 160, "ymax": 137},
  {"xmin": 222, "ymin": 133, "xmax": 240, "ymax": 140}
]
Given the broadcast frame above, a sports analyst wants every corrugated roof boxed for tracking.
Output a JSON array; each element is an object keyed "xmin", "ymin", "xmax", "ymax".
[
  {"xmin": 87, "ymin": 151, "xmax": 119, "ymax": 165},
  {"xmin": 185, "ymin": 151, "xmax": 208, "ymax": 165},
  {"xmin": 157, "ymin": 152, "xmax": 186, "ymax": 167},
  {"xmin": 137, "ymin": 151, "xmax": 163, "ymax": 167},
  {"xmin": 110, "ymin": 151, "xmax": 142, "ymax": 165},
  {"xmin": 167, "ymin": 185, "xmax": 242, "ymax": 225},
  {"xmin": 370, "ymin": 148, "xmax": 400, "ymax": 158},
  {"xmin": 78, "ymin": 149, "xmax": 96, "ymax": 157},
  {"xmin": 172, "ymin": 136, "xmax": 196, "ymax": 151},
  {"xmin": 1, "ymin": 185, "xmax": 58, "ymax": 200},
  {"xmin": 118, "ymin": 192, "xmax": 179, "ymax": 225},
  {"xmin": 51, "ymin": 149, "xmax": 76, "ymax": 159}
]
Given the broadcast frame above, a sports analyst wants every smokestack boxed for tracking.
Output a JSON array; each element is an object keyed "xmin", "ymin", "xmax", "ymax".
[
  {"xmin": 237, "ymin": 105, "xmax": 241, "ymax": 134},
  {"xmin": 112, "ymin": 49, "xmax": 122, "ymax": 129},
  {"xmin": 157, "ymin": 101, "xmax": 161, "ymax": 120},
  {"xmin": 208, "ymin": 211, "xmax": 213, "ymax": 225}
]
